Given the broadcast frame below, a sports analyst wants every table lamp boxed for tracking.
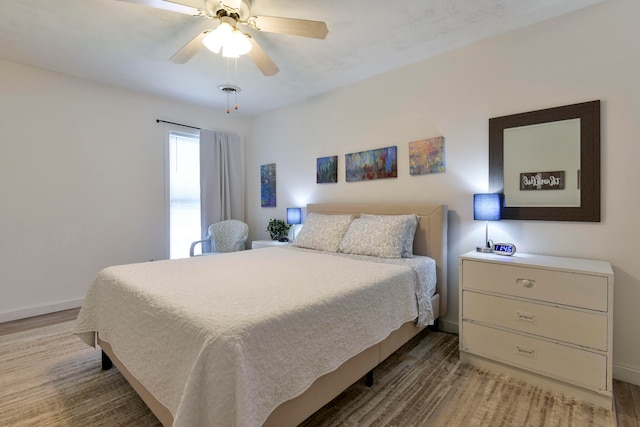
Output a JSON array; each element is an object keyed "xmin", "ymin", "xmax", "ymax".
[
  {"xmin": 474, "ymin": 193, "xmax": 501, "ymax": 253},
  {"xmin": 287, "ymin": 207, "xmax": 302, "ymax": 241}
]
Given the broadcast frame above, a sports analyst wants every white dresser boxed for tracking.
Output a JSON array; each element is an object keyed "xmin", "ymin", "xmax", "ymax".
[{"xmin": 459, "ymin": 251, "xmax": 614, "ymax": 408}]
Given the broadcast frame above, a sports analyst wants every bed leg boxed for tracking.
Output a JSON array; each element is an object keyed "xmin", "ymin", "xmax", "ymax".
[
  {"xmin": 365, "ymin": 370, "xmax": 374, "ymax": 387},
  {"xmin": 428, "ymin": 318, "xmax": 440, "ymax": 332},
  {"xmin": 101, "ymin": 350, "xmax": 113, "ymax": 370}
]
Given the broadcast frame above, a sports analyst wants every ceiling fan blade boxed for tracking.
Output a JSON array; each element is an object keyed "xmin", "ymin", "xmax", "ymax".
[
  {"xmin": 248, "ymin": 16, "xmax": 328, "ymax": 39},
  {"xmin": 170, "ymin": 30, "xmax": 210, "ymax": 63},
  {"xmin": 246, "ymin": 37, "xmax": 279, "ymax": 76},
  {"xmin": 116, "ymin": 0, "xmax": 200, "ymax": 15}
]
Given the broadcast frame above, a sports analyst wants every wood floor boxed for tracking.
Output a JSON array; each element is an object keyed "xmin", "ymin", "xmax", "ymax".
[
  {"xmin": 2, "ymin": 310, "xmax": 639, "ymax": 426},
  {"xmin": 616, "ymin": 378, "xmax": 640, "ymax": 427}
]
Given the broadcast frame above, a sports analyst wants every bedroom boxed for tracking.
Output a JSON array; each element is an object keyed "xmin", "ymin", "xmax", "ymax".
[{"xmin": 1, "ymin": 0, "xmax": 639, "ymax": 424}]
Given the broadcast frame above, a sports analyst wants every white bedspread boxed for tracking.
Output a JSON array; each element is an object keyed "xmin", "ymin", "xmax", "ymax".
[{"xmin": 74, "ymin": 247, "xmax": 436, "ymax": 427}]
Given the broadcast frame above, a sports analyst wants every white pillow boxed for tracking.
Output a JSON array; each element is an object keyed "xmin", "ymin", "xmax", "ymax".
[
  {"xmin": 292, "ymin": 213, "xmax": 354, "ymax": 252},
  {"xmin": 359, "ymin": 213, "xmax": 419, "ymax": 257},
  {"xmin": 338, "ymin": 214, "xmax": 416, "ymax": 258}
]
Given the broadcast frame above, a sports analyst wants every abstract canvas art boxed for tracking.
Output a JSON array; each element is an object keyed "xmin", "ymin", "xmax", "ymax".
[
  {"xmin": 409, "ymin": 136, "xmax": 445, "ymax": 175},
  {"xmin": 316, "ymin": 156, "xmax": 338, "ymax": 183},
  {"xmin": 260, "ymin": 163, "xmax": 276, "ymax": 207},
  {"xmin": 345, "ymin": 146, "xmax": 397, "ymax": 182}
]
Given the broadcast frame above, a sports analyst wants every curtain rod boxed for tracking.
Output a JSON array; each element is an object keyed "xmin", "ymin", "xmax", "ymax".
[{"xmin": 156, "ymin": 119, "xmax": 200, "ymax": 130}]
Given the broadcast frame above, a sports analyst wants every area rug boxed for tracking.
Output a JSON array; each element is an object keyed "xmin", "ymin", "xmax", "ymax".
[{"xmin": 0, "ymin": 321, "xmax": 615, "ymax": 426}]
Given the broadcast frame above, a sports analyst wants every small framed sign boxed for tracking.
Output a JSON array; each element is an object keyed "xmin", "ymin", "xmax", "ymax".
[{"xmin": 520, "ymin": 171, "xmax": 565, "ymax": 191}]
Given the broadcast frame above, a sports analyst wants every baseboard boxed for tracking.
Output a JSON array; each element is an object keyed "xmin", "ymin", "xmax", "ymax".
[
  {"xmin": 613, "ymin": 363, "xmax": 640, "ymax": 387},
  {"xmin": 0, "ymin": 299, "xmax": 83, "ymax": 323},
  {"xmin": 438, "ymin": 318, "xmax": 459, "ymax": 334}
]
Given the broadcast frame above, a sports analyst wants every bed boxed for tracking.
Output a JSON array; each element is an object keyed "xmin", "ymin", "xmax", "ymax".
[{"xmin": 74, "ymin": 203, "xmax": 448, "ymax": 426}]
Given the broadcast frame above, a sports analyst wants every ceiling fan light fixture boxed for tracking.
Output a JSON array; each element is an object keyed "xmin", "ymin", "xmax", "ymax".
[
  {"xmin": 227, "ymin": 31, "xmax": 252, "ymax": 56},
  {"xmin": 202, "ymin": 21, "xmax": 233, "ymax": 54},
  {"xmin": 202, "ymin": 19, "xmax": 252, "ymax": 58}
]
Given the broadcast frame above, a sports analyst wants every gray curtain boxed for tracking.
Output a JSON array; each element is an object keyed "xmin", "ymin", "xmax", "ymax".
[{"xmin": 199, "ymin": 129, "xmax": 244, "ymax": 252}]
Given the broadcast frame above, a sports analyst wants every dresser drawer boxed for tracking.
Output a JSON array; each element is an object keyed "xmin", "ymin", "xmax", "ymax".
[
  {"xmin": 463, "ymin": 291, "xmax": 608, "ymax": 350},
  {"xmin": 462, "ymin": 260, "xmax": 607, "ymax": 311},
  {"xmin": 461, "ymin": 321, "xmax": 607, "ymax": 391}
]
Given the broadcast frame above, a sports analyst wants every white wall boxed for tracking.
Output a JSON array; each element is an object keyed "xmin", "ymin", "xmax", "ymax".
[
  {"xmin": 246, "ymin": 0, "xmax": 640, "ymax": 385},
  {"xmin": 0, "ymin": 59, "xmax": 246, "ymax": 320}
]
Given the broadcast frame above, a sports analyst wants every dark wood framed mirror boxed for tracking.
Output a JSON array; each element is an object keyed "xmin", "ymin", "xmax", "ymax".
[{"xmin": 489, "ymin": 100, "xmax": 601, "ymax": 222}]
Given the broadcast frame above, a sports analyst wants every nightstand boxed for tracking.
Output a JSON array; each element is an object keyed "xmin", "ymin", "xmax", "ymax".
[
  {"xmin": 459, "ymin": 251, "xmax": 614, "ymax": 409},
  {"xmin": 251, "ymin": 240, "xmax": 290, "ymax": 249}
]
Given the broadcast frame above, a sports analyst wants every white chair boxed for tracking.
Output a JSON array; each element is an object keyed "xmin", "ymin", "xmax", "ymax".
[{"xmin": 189, "ymin": 220, "xmax": 249, "ymax": 256}]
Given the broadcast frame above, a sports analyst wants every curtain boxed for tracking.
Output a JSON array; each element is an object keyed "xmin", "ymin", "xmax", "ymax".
[{"xmin": 199, "ymin": 129, "xmax": 244, "ymax": 252}]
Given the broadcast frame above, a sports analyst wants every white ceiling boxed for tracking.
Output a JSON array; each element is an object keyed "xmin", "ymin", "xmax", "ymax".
[{"xmin": 0, "ymin": 0, "xmax": 605, "ymax": 117}]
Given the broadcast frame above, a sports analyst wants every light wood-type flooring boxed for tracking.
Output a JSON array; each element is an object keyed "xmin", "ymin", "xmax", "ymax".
[{"xmin": 1, "ymin": 309, "xmax": 638, "ymax": 426}]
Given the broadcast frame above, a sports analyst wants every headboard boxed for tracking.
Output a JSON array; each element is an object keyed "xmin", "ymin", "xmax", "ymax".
[{"xmin": 306, "ymin": 203, "xmax": 448, "ymax": 318}]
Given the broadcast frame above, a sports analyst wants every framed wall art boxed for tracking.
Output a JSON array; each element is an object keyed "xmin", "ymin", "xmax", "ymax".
[
  {"xmin": 409, "ymin": 136, "xmax": 445, "ymax": 175},
  {"xmin": 260, "ymin": 163, "xmax": 276, "ymax": 207},
  {"xmin": 316, "ymin": 156, "xmax": 338, "ymax": 183},
  {"xmin": 345, "ymin": 146, "xmax": 397, "ymax": 182}
]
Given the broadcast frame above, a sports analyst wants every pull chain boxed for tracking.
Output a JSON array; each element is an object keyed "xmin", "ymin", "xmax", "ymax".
[
  {"xmin": 226, "ymin": 58, "xmax": 231, "ymax": 114},
  {"xmin": 234, "ymin": 58, "xmax": 239, "ymax": 111},
  {"xmin": 218, "ymin": 58, "xmax": 241, "ymax": 115}
]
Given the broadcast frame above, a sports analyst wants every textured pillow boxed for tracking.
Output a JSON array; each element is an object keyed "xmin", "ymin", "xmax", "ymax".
[
  {"xmin": 292, "ymin": 213, "xmax": 354, "ymax": 252},
  {"xmin": 338, "ymin": 215, "xmax": 413, "ymax": 258},
  {"xmin": 359, "ymin": 213, "xmax": 419, "ymax": 257}
]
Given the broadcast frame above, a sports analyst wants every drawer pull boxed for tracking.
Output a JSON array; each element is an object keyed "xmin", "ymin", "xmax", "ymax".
[
  {"xmin": 515, "ymin": 345, "xmax": 537, "ymax": 358},
  {"xmin": 517, "ymin": 278, "xmax": 536, "ymax": 288},
  {"xmin": 516, "ymin": 311, "xmax": 536, "ymax": 322}
]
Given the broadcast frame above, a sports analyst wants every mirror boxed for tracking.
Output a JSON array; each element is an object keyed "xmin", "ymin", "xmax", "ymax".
[{"xmin": 489, "ymin": 100, "xmax": 600, "ymax": 222}]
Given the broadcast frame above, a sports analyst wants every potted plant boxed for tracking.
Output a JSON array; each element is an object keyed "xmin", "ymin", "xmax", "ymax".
[{"xmin": 267, "ymin": 218, "xmax": 291, "ymax": 240}]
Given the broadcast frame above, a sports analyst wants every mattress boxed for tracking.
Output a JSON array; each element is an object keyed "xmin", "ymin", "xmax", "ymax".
[{"xmin": 74, "ymin": 246, "xmax": 436, "ymax": 427}]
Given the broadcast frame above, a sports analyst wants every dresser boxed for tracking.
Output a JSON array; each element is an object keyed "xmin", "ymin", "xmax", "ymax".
[{"xmin": 459, "ymin": 251, "xmax": 614, "ymax": 408}]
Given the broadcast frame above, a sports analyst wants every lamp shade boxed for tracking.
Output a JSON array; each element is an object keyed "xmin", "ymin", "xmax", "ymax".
[
  {"xmin": 474, "ymin": 193, "xmax": 501, "ymax": 221},
  {"xmin": 286, "ymin": 208, "xmax": 302, "ymax": 225}
]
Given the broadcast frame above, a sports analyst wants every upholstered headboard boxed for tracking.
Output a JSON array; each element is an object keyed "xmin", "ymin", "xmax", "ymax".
[{"xmin": 306, "ymin": 203, "xmax": 448, "ymax": 318}]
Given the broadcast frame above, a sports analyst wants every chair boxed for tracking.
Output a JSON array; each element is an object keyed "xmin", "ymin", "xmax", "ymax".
[{"xmin": 189, "ymin": 220, "xmax": 249, "ymax": 256}]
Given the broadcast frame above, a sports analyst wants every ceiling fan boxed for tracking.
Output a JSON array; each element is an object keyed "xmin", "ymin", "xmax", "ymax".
[{"xmin": 118, "ymin": 0, "xmax": 329, "ymax": 76}]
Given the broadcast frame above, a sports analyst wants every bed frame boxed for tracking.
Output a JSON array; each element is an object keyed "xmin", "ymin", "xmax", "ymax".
[{"xmin": 98, "ymin": 203, "xmax": 448, "ymax": 426}]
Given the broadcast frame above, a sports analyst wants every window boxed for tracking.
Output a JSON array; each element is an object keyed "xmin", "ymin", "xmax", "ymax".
[{"xmin": 169, "ymin": 132, "xmax": 200, "ymax": 259}]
